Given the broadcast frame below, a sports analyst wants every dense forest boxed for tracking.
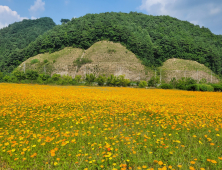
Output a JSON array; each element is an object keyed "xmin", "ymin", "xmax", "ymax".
[
  {"xmin": 0, "ymin": 17, "xmax": 56, "ymax": 72},
  {"xmin": 1, "ymin": 12, "xmax": 222, "ymax": 75}
]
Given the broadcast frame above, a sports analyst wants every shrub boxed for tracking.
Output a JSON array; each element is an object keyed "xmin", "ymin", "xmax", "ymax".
[
  {"xmin": 13, "ymin": 70, "xmax": 26, "ymax": 81},
  {"xmin": 26, "ymin": 70, "xmax": 39, "ymax": 80},
  {"xmin": 85, "ymin": 73, "xmax": 96, "ymax": 85},
  {"xmin": 170, "ymin": 77, "xmax": 177, "ymax": 88},
  {"xmin": 211, "ymin": 84, "xmax": 222, "ymax": 92},
  {"xmin": 39, "ymin": 74, "xmax": 50, "ymax": 81},
  {"xmin": 74, "ymin": 75, "xmax": 82, "ymax": 83},
  {"xmin": 139, "ymin": 81, "xmax": 148, "ymax": 88},
  {"xmin": 175, "ymin": 77, "xmax": 197, "ymax": 90},
  {"xmin": 3, "ymin": 75, "xmax": 11, "ymax": 82},
  {"xmin": 106, "ymin": 74, "xmax": 117, "ymax": 86},
  {"xmin": 62, "ymin": 75, "xmax": 73, "ymax": 85},
  {"xmin": 51, "ymin": 74, "xmax": 61, "ymax": 81},
  {"xmin": 107, "ymin": 49, "xmax": 116, "ymax": 54},
  {"xmin": 30, "ymin": 59, "xmax": 39, "ymax": 65},
  {"xmin": 160, "ymin": 83, "xmax": 173, "ymax": 89},
  {"xmin": 199, "ymin": 84, "xmax": 214, "ymax": 92},
  {"xmin": 97, "ymin": 75, "xmax": 106, "ymax": 86},
  {"xmin": 199, "ymin": 78, "xmax": 207, "ymax": 84},
  {"xmin": 116, "ymin": 75, "xmax": 130, "ymax": 87},
  {"xmin": 0, "ymin": 72, "xmax": 3, "ymax": 80},
  {"xmin": 73, "ymin": 58, "xmax": 92, "ymax": 68},
  {"xmin": 148, "ymin": 76, "xmax": 160, "ymax": 87},
  {"xmin": 187, "ymin": 84, "xmax": 200, "ymax": 91},
  {"xmin": 44, "ymin": 59, "xmax": 49, "ymax": 64}
]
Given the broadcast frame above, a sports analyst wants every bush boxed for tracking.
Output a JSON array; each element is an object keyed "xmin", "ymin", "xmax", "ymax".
[
  {"xmin": 62, "ymin": 75, "xmax": 73, "ymax": 85},
  {"xmin": 211, "ymin": 84, "xmax": 222, "ymax": 92},
  {"xmin": 148, "ymin": 76, "xmax": 160, "ymax": 87},
  {"xmin": 139, "ymin": 81, "xmax": 148, "ymax": 88},
  {"xmin": 187, "ymin": 84, "xmax": 200, "ymax": 91},
  {"xmin": 188, "ymin": 84, "xmax": 214, "ymax": 92},
  {"xmin": 3, "ymin": 75, "xmax": 11, "ymax": 82},
  {"xmin": 44, "ymin": 59, "xmax": 49, "ymax": 64},
  {"xmin": 73, "ymin": 58, "xmax": 92, "ymax": 68},
  {"xmin": 199, "ymin": 78, "xmax": 207, "ymax": 84},
  {"xmin": 169, "ymin": 77, "xmax": 177, "ymax": 88},
  {"xmin": 106, "ymin": 74, "xmax": 116, "ymax": 86},
  {"xmin": 107, "ymin": 49, "xmax": 116, "ymax": 54},
  {"xmin": 97, "ymin": 75, "xmax": 106, "ymax": 86},
  {"xmin": 74, "ymin": 75, "xmax": 82, "ymax": 83},
  {"xmin": 160, "ymin": 83, "xmax": 173, "ymax": 89},
  {"xmin": 39, "ymin": 74, "xmax": 50, "ymax": 81},
  {"xmin": 0, "ymin": 72, "xmax": 3, "ymax": 81},
  {"xmin": 175, "ymin": 77, "xmax": 197, "ymax": 90},
  {"xmin": 199, "ymin": 84, "xmax": 214, "ymax": 92},
  {"xmin": 30, "ymin": 59, "xmax": 39, "ymax": 65},
  {"xmin": 51, "ymin": 74, "xmax": 61, "ymax": 81},
  {"xmin": 116, "ymin": 75, "xmax": 130, "ymax": 87},
  {"xmin": 85, "ymin": 73, "xmax": 96, "ymax": 85},
  {"xmin": 13, "ymin": 70, "xmax": 26, "ymax": 81},
  {"xmin": 26, "ymin": 70, "xmax": 39, "ymax": 80}
]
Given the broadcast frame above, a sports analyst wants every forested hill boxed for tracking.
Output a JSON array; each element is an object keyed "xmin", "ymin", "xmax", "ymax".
[
  {"xmin": 3, "ymin": 12, "xmax": 222, "ymax": 75},
  {"xmin": 0, "ymin": 17, "xmax": 56, "ymax": 72}
]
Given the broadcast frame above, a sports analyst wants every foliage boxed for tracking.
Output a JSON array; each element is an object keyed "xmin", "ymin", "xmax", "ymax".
[
  {"xmin": 60, "ymin": 19, "xmax": 70, "ymax": 24},
  {"xmin": 73, "ymin": 58, "xmax": 92, "ymax": 68},
  {"xmin": 44, "ymin": 59, "xmax": 49, "ymax": 64},
  {"xmin": 30, "ymin": 59, "xmax": 39, "ymax": 65},
  {"xmin": 138, "ymin": 80, "xmax": 148, "ymax": 88},
  {"xmin": 61, "ymin": 75, "xmax": 73, "ymax": 85},
  {"xmin": 148, "ymin": 76, "xmax": 160, "ymax": 87},
  {"xmin": 106, "ymin": 74, "xmax": 130, "ymax": 87},
  {"xmin": 96, "ymin": 75, "xmax": 106, "ymax": 86},
  {"xmin": 25, "ymin": 70, "xmax": 39, "ymax": 80},
  {"xmin": 0, "ymin": 17, "xmax": 55, "ymax": 73},
  {"xmin": 160, "ymin": 83, "xmax": 173, "ymax": 89},
  {"xmin": 3, "ymin": 12, "xmax": 222, "ymax": 77},
  {"xmin": 107, "ymin": 49, "xmax": 116, "ymax": 54},
  {"xmin": 199, "ymin": 84, "xmax": 214, "ymax": 92},
  {"xmin": 13, "ymin": 70, "xmax": 26, "ymax": 81},
  {"xmin": 169, "ymin": 77, "xmax": 177, "ymax": 88},
  {"xmin": 74, "ymin": 75, "xmax": 82, "ymax": 83},
  {"xmin": 199, "ymin": 78, "xmax": 207, "ymax": 84},
  {"xmin": 85, "ymin": 73, "xmax": 96, "ymax": 85},
  {"xmin": 51, "ymin": 74, "xmax": 61, "ymax": 81},
  {"xmin": 210, "ymin": 84, "xmax": 222, "ymax": 92},
  {"xmin": 176, "ymin": 77, "xmax": 197, "ymax": 90}
]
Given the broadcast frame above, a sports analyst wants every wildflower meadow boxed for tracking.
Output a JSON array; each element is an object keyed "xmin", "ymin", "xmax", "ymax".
[{"xmin": 0, "ymin": 83, "xmax": 221, "ymax": 170}]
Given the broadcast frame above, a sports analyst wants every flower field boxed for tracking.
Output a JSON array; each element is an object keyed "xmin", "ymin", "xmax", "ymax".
[{"xmin": 0, "ymin": 83, "xmax": 222, "ymax": 170}]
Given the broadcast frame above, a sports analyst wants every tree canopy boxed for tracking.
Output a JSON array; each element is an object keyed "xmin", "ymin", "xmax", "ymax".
[
  {"xmin": 1, "ymin": 12, "xmax": 222, "ymax": 76},
  {"xmin": 0, "ymin": 17, "xmax": 56, "ymax": 72}
]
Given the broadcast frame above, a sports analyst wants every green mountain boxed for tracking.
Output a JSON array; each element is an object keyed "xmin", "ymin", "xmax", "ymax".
[
  {"xmin": 0, "ymin": 17, "xmax": 56, "ymax": 72},
  {"xmin": 2, "ymin": 12, "xmax": 222, "ymax": 76}
]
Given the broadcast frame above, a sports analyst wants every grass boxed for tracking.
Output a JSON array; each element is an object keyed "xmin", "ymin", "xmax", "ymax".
[
  {"xmin": 160, "ymin": 58, "xmax": 219, "ymax": 83},
  {"xmin": 0, "ymin": 83, "xmax": 222, "ymax": 170}
]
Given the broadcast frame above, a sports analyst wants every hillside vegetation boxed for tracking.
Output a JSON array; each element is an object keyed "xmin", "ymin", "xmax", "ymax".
[
  {"xmin": 17, "ymin": 41, "xmax": 152, "ymax": 81},
  {"xmin": 17, "ymin": 41, "xmax": 219, "ymax": 83},
  {"xmin": 4, "ymin": 12, "xmax": 222, "ymax": 77},
  {"xmin": 0, "ymin": 17, "xmax": 56, "ymax": 72}
]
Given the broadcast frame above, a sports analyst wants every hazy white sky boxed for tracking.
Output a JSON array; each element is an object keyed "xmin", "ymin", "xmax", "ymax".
[{"xmin": 0, "ymin": 0, "xmax": 222, "ymax": 35}]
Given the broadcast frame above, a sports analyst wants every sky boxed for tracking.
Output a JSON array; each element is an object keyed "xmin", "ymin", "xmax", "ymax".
[{"xmin": 0, "ymin": 0, "xmax": 222, "ymax": 35}]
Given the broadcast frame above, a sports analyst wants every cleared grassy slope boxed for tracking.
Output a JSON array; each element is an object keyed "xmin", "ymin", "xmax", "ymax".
[
  {"xmin": 160, "ymin": 58, "xmax": 219, "ymax": 83},
  {"xmin": 17, "ymin": 41, "xmax": 219, "ymax": 83},
  {"xmin": 17, "ymin": 41, "xmax": 153, "ymax": 81}
]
